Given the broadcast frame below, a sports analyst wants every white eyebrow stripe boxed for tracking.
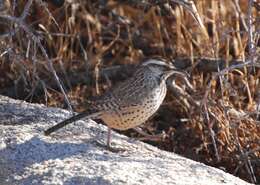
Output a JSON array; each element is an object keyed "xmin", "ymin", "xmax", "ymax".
[{"xmin": 142, "ymin": 59, "xmax": 168, "ymax": 66}]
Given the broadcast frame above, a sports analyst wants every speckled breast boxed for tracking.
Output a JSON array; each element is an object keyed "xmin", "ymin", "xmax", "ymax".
[{"xmin": 100, "ymin": 83, "xmax": 167, "ymax": 130}]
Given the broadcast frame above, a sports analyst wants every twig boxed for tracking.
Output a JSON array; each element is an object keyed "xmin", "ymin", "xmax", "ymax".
[
  {"xmin": 232, "ymin": 0, "xmax": 248, "ymax": 32},
  {"xmin": 201, "ymin": 60, "xmax": 260, "ymax": 162},
  {"xmin": 202, "ymin": 60, "xmax": 260, "ymax": 106},
  {"xmin": 0, "ymin": 0, "xmax": 72, "ymax": 111},
  {"xmin": 36, "ymin": 0, "xmax": 60, "ymax": 28},
  {"xmin": 247, "ymin": 0, "xmax": 255, "ymax": 62},
  {"xmin": 203, "ymin": 102, "xmax": 220, "ymax": 161},
  {"xmin": 234, "ymin": 129, "xmax": 257, "ymax": 183}
]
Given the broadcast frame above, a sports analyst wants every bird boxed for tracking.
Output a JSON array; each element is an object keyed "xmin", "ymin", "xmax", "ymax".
[{"xmin": 44, "ymin": 58, "xmax": 188, "ymax": 148}]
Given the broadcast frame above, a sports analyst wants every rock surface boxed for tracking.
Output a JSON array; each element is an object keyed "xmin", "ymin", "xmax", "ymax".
[{"xmin": 0, "ymin": 95, "xmax": 252, "ymax": 185}]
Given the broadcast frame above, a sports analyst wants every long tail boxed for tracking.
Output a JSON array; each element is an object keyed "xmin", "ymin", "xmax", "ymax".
[{"xmin": 44, "ymin": 111, "xmax": 101, "ymax": 135}]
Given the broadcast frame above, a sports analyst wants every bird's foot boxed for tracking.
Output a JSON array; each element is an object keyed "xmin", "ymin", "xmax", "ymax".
[
  {"xmin": 95, "ymin": 141, "xmax": 127, "ymax": 153},
  {"xmin": 133, "ymin": 127, "xmax": 166, "ymax": 142}
]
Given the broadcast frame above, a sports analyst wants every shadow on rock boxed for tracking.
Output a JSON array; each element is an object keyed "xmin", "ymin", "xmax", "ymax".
[{"xmin": 0, "ymin": 136, "xmax": 91, "ymax": 177}]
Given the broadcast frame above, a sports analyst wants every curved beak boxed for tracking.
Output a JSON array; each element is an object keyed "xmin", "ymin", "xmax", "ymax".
[
  {"xmin": 166, "ymin": 69, "xmax": 194, "ymax": 91},
  {"xmin": 164, "ymin": 69, "xmax": 189, "ymax": 80}
]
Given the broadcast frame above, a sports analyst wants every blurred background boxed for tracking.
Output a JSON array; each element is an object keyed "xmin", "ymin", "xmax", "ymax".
[{"xmin": 0, "ymin": 0, "xmax": 259, "ymax": 183}]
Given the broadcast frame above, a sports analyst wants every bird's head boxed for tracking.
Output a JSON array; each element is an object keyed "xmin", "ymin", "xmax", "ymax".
[{"xmin": 141, "ymin": 58, "xmax": 188, "ymax": 80}]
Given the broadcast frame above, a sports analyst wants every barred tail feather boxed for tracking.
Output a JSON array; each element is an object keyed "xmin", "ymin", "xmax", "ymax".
[{"xmin": 44, "ymin": 111, "xmax": 101, "ymax": 135}]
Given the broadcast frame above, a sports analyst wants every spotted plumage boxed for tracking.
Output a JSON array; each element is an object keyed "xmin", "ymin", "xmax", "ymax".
[{"xmin": 44, "ymin": 58, "xmax": 188, "ymax": 148}]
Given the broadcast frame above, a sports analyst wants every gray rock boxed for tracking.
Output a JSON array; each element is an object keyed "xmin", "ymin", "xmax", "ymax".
[{"xmin": 0, "ymin": 95, "xmax": 251, "ymax": 185}]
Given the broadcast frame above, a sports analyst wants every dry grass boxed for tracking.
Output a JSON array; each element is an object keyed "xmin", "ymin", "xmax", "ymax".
[{"xmin": 0, "ymin": 0, "xmax": 259, "ymax": 183}]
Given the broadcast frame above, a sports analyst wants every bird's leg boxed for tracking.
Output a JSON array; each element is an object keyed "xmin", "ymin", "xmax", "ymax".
[
  {"xmin": 105, "ymin": 128, "xmax": 126, "ymax": 153},
  {"xmin": 95, "ymin": 127, "xmax": 115, "ymax": 150},
  {"xmin": 107, "ymin": 127, "xmax": 111, "ymax": 148},
  {"xmin": 133, "ymin": 127, "xmax": 166, "ymax": 142}
]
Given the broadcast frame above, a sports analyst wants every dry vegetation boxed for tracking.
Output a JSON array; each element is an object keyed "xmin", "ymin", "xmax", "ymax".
[{"xmin": 0, "ymin": 0, "xmax": 259, "ymax": 183}]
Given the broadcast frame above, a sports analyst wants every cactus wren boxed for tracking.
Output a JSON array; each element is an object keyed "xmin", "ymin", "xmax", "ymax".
[{"xmin": 44, "ymin": 59, "xmax": 188, "ymax": 148}]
